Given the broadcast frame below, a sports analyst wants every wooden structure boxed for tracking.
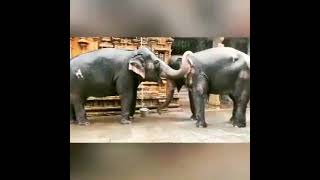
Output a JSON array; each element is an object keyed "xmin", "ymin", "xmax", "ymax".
[{"xmin": 70, "ymin": 37, "xmax": 180, "ymax": 115}]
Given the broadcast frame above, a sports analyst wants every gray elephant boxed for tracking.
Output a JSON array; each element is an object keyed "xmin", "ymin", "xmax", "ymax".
[
  {"xmin": 70, "ymin": 46, "xmax": 195, "ymax": 126},
  {"xmin": 157, "ymin": 47, "xmax": 250, "ymax": 128},
  {"xmin": 70, "ymin": 47, "xmax": 165, "ymax": 125}
]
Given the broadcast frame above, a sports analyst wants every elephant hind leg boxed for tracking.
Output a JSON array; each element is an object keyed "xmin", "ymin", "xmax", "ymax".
[
  {"xmin": 129, "ymin": 86, "xmax": 138, "ymax": 121},
  {"xmin": 228, "ymin": 94, "xmax": 237, "ymax": 123},
  {"xmin": 230, "ymin": 80, "xmax": 250, "ymax": 128},
  {"xmin": 232, "ymin": 94, "xmax": 249, "ymax": 128}
]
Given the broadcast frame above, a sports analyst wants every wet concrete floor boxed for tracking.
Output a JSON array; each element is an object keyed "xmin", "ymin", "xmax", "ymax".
[{"xmin": 70, "ymin": 106, "xmax": 250, "ymax": 143}]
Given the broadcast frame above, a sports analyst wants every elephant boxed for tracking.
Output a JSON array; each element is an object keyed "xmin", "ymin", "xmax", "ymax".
[
  {"xmin": 70, "ymin": 47, "xmax": 165, "ymax": 125},
  {"xmin": 157, "ymin": 47, "xmax": 250, "ymax": 128}
]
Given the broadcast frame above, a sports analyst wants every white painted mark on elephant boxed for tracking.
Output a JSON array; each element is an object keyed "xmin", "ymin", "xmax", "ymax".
[{"xmin": 76, "ymin": 69, "xmax": 84, "ymax": 79}]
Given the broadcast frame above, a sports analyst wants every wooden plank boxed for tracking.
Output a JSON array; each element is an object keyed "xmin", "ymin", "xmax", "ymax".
[
  {"xmin": 85, "ymin": 103, "xmax": 180, "ymax": 111},
  {"xmin": 87, "ymin": 96, "xmax": 179, "ymax": 101},
  {"xmin": 86, "ymin": 107, "xmax": 183, "ymax": 117}
]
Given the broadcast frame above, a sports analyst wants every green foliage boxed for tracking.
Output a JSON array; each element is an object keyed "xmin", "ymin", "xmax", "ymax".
[
  {"xmin": 172, "ymin": 38, "xmax": 213, "ymax": 55},
  {"xmin": 171, "ymin": 37, "xmax": 249, "ymax": 55},
  {"xmin": 223, "ymin": 38, "xmax": 249, "ymax": 54}
]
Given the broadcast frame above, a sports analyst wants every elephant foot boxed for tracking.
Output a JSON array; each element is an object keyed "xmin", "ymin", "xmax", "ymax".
[
  {"xmin": 196, "ymin": 121, "xmax": 207, "ymax": 128},
  {"xmin": 229, "ymin": 116, "xmax": 235, "ymax": 123},
  {"xmin": 120, "ymin": 118, "xmax": 132, "ymax": 125},
  {"xmin": 78, "ymin": 120, "xmax": 90, "ymax": 126},
  {"xmin": 233, "ymin": 119, "xmax": 246, "ymax": 128},
  {"xmin": 190, "ymin": 115, "xmax": 197, "ymax": 121}
]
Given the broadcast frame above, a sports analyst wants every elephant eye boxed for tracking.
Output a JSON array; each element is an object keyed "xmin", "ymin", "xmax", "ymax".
[
  {"xmin": 139, "ymin": 60, "xmax": 145, "ymax": 67},
  {"xmin": 145, "ymin": 54, "xmax": 151, "ymax": 59}
]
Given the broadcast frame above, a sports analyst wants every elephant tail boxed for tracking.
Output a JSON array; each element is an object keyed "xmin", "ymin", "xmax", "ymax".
[
  {"xmin": 237, "ymin": 50, "xmax": 250, "ymax": 69},
  {"xmin": 243, "ymin": 55, "xmax": 250, "ymax": 69},
  {"xmin": 231, "ymin": 48, "xmax": 250, "ymax": 69}
]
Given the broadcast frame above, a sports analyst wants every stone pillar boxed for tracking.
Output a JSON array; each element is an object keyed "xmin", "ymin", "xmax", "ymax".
[
  {"xmin": 212, "ymin": 37, "xmax": 225, "ymax": 47},
  {"xmin": 149, "ymin": 37, "xmax": 157, "ymax": 52},
  {"xmin": 166, "ymin": 37, "xmax": 174, "ymax": 64}
]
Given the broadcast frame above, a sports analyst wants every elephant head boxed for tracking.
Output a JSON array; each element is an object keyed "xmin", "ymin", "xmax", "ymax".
[
  {"xmin": 156, "ymin": 52, "xmax": 196, "ymax": 114},
  {"xmin": 128, "ymin": 47, "xmax": 164, "ymax": 84},
  {"xmin": 128, "ymin": 47, "xmax": 194, "ymax": 85}
]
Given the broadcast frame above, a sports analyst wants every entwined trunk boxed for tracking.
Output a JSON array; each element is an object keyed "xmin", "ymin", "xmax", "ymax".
[
  {"xmin": 157, "ymin": 80, "xmax": 176, "ymax": 114},
  {"xmin": 157, "ymin": 51, "xmax": 193, "ymax": 114},
  {"xmin": 159, "ymin": 51, "xmax": 193, "ymax": 80}
]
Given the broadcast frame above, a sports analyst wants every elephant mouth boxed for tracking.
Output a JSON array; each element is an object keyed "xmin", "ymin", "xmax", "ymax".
[{"xmin": 158, "ymin": 78, "xmax": 164, "ymax": 85}]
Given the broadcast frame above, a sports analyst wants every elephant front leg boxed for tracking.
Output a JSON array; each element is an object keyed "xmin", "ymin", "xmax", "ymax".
[
  {"xmin": 188, "ymin": 89, "xmax": 197, "ymax": 121},
  {"xmin": 193, "ymin": 93, "xmax": 207, "ymax": 128},
  {"xmin": 192, "ymin": 77, "xmax": 208, "ymax": 128},
  {"xmin": 129, "ymin": 89, "xmax": 137, "ymax": 121},
  {"xmin": 119, "ymin": 93, "xmax": 134, "ymax": 124}
]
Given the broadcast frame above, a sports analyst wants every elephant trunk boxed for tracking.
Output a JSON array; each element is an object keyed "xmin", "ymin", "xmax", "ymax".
[
  {"xmin": 159, "ymin": 51, "xmax": 193, "ymax": 80},
  {"xmin": 157, "ymin": 80, "xmax": 176, "ymax": 115}
]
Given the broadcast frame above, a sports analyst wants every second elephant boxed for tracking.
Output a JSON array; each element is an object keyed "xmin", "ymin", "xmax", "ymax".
[{"xmin": 158, "ymin": 47, "xmax": 250, "ymax": 128}]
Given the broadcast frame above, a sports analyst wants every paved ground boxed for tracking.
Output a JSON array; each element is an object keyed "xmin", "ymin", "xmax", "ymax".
[{"xmin": 70, "ymin": 106, "xmax": 250, "ymax": 143}]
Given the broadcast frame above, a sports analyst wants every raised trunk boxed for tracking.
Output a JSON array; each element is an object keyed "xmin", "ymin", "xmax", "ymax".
[
  {"xmin": 157, "ymin": 80, "xmax": 176, "ymax": 114},
  {"xmin": 159, "ymin": 51, "xmax": 193, "ymax": 80}
]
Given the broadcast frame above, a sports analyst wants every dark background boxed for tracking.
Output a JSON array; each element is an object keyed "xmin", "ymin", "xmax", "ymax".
[{"xmin": 69, "ymin": 1, "xmax": 250, "ymax": 179}]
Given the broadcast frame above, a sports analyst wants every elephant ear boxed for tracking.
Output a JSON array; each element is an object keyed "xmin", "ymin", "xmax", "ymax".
[
  {"xmin": 129, "ymin": 55, "xmax": 145, "ymax": 79},
  {"xmin": 185, "ymin": 67, "xmax": 195, "ymax": 87},
  {"xmin": 185, "ymin": 57, "xmax": 195, "ymax": 87}
]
